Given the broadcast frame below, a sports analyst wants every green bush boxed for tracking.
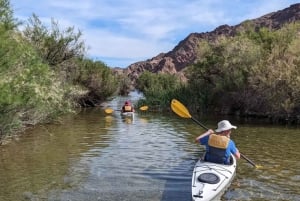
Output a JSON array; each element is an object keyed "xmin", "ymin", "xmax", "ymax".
[
  {"xmin": 0, "ymin": 30, "xmax": 74, "ymax": 137},
  {"xmin": 136, "ymin": 71, "xmax": 182, "ymax": 109},
  {"xmin": 186, "ymin": 22, "xmax": 300, "ymax": 121}
]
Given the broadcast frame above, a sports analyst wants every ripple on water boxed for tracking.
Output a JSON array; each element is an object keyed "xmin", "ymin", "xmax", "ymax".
[{"xmin": 1, "ymin": 106, "xmax": 300, "ymax": 201}]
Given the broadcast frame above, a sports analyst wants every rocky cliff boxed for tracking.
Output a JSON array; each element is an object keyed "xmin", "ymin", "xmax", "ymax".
[{"xmin": 120, "ymin": 3, "xmax": 300, "ymax": 83}]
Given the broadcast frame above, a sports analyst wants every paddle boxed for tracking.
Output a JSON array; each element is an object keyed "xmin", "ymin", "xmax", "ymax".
[
  {"xmin": 171, "ymin": 99, "xmax": 260, "ymax": 168},
  {"xmin": 139, "ymin": 106, "xmax": 149, "ymax": 111},
  {"xmin": 104, "ymin": 105, "xmax": 148, "ymax": 114}
]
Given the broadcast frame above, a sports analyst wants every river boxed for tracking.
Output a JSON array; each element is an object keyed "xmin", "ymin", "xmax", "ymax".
[{"xmin": 0, "ymin": 92, "xmax": 299, "ymax": 201}]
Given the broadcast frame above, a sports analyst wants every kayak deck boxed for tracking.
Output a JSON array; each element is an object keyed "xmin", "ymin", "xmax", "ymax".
[
  {"xmin": 120, "ymin": 112, "xmax": 134, "ymax": 118},
  {"xmin": 192, "ymin": 155, "xmax": 236, "ymax": 201}
]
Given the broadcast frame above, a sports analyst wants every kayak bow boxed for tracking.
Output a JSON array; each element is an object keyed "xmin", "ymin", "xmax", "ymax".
[{"xmin": 192, "ymin": 155, "xmax": 236, "ymax": 201}]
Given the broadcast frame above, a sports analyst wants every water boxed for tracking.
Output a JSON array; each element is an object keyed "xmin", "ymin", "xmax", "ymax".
[{"xmin": 0, "ymin": 94, "xmax": 299, "ymax": 201}]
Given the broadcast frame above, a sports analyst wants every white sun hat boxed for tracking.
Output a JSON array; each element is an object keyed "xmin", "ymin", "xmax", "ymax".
[{"xmin": 215, "ymin": 120, "xmax": 237, "ymax": 132}]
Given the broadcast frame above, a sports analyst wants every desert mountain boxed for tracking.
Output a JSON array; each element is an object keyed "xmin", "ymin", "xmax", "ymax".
[{"xmin": 119, "ymin": 3, "xmax": 300, "ymax": 83}]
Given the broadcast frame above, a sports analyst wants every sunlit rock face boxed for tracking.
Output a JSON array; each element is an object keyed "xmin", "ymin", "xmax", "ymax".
[{"xmin": 115, "ymin": 3, "xmax": 300, "ymax": 84}]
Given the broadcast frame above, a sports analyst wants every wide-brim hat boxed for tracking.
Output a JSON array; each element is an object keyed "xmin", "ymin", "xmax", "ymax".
[{"xmin": 215, "ymin": 120, "xmax": 237, "ymax": 132}]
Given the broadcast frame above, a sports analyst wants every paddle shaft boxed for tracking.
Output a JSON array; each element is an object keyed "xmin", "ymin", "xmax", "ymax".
[
  {"xmin": 240, "ymin": 154, "xmax": 256, "ymax": 167},
  {"xmin": 191, "ymin": 117, "xmax": 209, "ymax": 130},
  {"xmin": 171, "ymin": 99, "xmax": 258, "ymax": 168},
  {"xmin": 105, "ymin": 105, "xmax": 148, "ymax": 114}
]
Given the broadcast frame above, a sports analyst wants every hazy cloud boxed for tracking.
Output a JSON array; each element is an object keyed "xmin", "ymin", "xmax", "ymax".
[{"xmin": 10, "ymin": 0, "xmax": 299, "ymax": 67}]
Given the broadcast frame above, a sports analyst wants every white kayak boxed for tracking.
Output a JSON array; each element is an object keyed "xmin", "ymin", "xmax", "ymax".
[
  {"xmin": 120, "ymin": 112, "xmax": 134, "ymax": 118},
  {"xmin": 192, "ymin": 154, "xmax": 237, "ymax": 201}
]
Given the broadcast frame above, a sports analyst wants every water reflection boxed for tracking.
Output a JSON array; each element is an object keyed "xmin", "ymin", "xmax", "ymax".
[
  {"xmin": 227, "ymin": 124, "xmax": 300, "ymax": 201},
  {"xmin": 0, "ymin": 105, "xmax": 299, "ymax": 201},
  {"xmin": 121, "ymin": 115, "xmax": 134, "ymax": 124},
  {"xmin": 0, "ymin": 108, "xmax": 115, "ymax": 201}
]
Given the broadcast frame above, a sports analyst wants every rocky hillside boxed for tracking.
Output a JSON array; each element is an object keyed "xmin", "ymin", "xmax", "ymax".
[{"xmin": 120, "ymin": 3, "xmax": 300, "ymax": 83}]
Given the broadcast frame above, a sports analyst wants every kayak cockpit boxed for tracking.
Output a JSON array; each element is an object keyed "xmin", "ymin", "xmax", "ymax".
[{"xmin": 192, "ymin": 154, "xmax": 236, "ymax": 201}]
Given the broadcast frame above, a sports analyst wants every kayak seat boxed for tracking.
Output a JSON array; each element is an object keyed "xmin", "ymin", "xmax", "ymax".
[
  {"xmin": 229, "ymin": 155, "xmax": 234, "ymax": 165},
  {"xmin": 198, "ymin": 173, "xmax": 220, "ymax": 184},
  {"xmin": 203, "ymin": 153, "xmax": 234, "ymax": 165}
]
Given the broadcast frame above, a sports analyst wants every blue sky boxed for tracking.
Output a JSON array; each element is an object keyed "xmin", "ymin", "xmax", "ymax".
[{"xmin": 10, "ymin": 0, "xmax": 300, "ymax": 68}]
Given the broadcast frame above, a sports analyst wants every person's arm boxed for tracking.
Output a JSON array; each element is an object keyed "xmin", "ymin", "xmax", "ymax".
[
  {"xmin": 230, "ymin": 141, "xmax": 240, "ymax": 159},
  {"xmin": 195, "ymin": 129, "xmax": 214, "ymax": 143},
  {"xmin": 234, "ymin": 149, "xmax": 240, "ymax": 159}
]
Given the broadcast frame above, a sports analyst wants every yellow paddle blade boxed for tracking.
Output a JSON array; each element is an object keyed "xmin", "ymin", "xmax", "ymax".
[
  {"xmin": 255, "ymin": 165, "xmax": 263, "ymax": 169},
  {"xmin": 139, "ymin": 106, "xmax": 149, "ymax": 111},
  {"xmin": 104, "ymin": 108, "xmax": 114, "ymax": 114},
  {"xmin": 171, "ymin": 99, "xmax": 192, "ymax": 118}
]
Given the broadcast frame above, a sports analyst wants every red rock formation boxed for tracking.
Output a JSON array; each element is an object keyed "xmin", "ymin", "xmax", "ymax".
[{"xmin": 118, "ymin": 3, "xmax": 300, "ymax": 84}]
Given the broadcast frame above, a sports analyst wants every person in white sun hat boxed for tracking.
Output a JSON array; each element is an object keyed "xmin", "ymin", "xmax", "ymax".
[{"xmin": 195, "ymin": 120, "xmax": 240, "ymax": 164}]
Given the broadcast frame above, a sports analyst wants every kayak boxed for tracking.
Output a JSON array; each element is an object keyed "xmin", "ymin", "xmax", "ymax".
[
  {"xmin": 192, "ymin": 154, "xmax": 237, "ymax": 201},
  {"xmin": 120, "ymin": 112, "xmax": 134, "ymax": 118}
]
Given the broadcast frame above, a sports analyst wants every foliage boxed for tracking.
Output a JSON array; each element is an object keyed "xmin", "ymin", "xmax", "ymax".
[
  {"xmin": 248, "ymin": 24, "xmax": 300, "ymax": 118},
  {"xmin": 22, "ymin": 14, "xmax": 119, "ymax": 106},
  {"xmin": 136, "ymin": 71, "xmax": 183, "ymax": 109},
  {"xmin": 188, "ymin": 35, "xmax": 264, "ymax": 113},
  {"xmin": 23, "ymin": 14, "xmax": 85, "ymax": 67},
  {"xmin": 0, "ymin": 29, "xmax": 74, "ymax": 137},
  {"xmin": 0, "ymin": 0, "xmax": 17, "ymax": 30},
  {"xmin": 75, "ymin": 58, "xmax": 119, "ymax": 105},
  {"xmin": 0, "ymin": 3, "xmax": 120, "ymax": 139},
  {"xmin": 186, "ymin": 22, "xmax": 300, "ymax": 121},
  {"xmin": 118, "ymin": 75, "xmax": 132, "ymax": 96}
]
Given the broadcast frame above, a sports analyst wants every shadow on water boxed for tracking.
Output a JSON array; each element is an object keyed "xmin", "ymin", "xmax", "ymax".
[
  {"xmin": 160, "ymin": 159, "xmax": 195, "ymax": 201},
  {"xmin": 138, "ymin": 115, "xmax": 205, "ymax": 201}
]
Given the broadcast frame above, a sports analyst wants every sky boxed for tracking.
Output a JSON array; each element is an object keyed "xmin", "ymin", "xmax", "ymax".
[{"xmin": 10, "ymin": 0, "xmax": 300, "ymax": 68}]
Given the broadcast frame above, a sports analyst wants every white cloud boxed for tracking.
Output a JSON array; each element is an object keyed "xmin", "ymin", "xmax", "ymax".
[
  {"xmin": 84, "ymin": 29, "xmax": 173, "ymax": 58},
  {"xmin": 10, "ymin": 0, "xmax": 300, "ymax": 67}
]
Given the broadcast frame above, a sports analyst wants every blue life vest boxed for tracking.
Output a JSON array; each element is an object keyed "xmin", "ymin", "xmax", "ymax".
[{"xmin": 205, "ymin": 134, "xmax": 230, "ymax": 164}]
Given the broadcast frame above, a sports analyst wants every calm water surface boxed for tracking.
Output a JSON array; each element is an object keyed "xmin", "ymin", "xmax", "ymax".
[{"xmin": 0, "ymin": 95, "xmax": 299, "ymax": 201}]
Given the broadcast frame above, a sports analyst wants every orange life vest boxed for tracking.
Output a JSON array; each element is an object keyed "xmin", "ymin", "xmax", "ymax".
[
  {"xmin": 206, "ymin": 134, "xmax": 230, "ymax": 164},
  {"xmin": 124, "ymin": 105, "xmax": 133, "ymax": 112},
  {"xmin": 208, "ymin": 134, "xmax": 229, "ymax": 149}
]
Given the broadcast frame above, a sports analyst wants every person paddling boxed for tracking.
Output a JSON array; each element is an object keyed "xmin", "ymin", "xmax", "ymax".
[
  {"xmin": 121, "ymin": 101, "xmax": 135, "ymax": 113},
  {"xmin": 195, "ymin": 120, "xmax": 240, "ymax": 164}
]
